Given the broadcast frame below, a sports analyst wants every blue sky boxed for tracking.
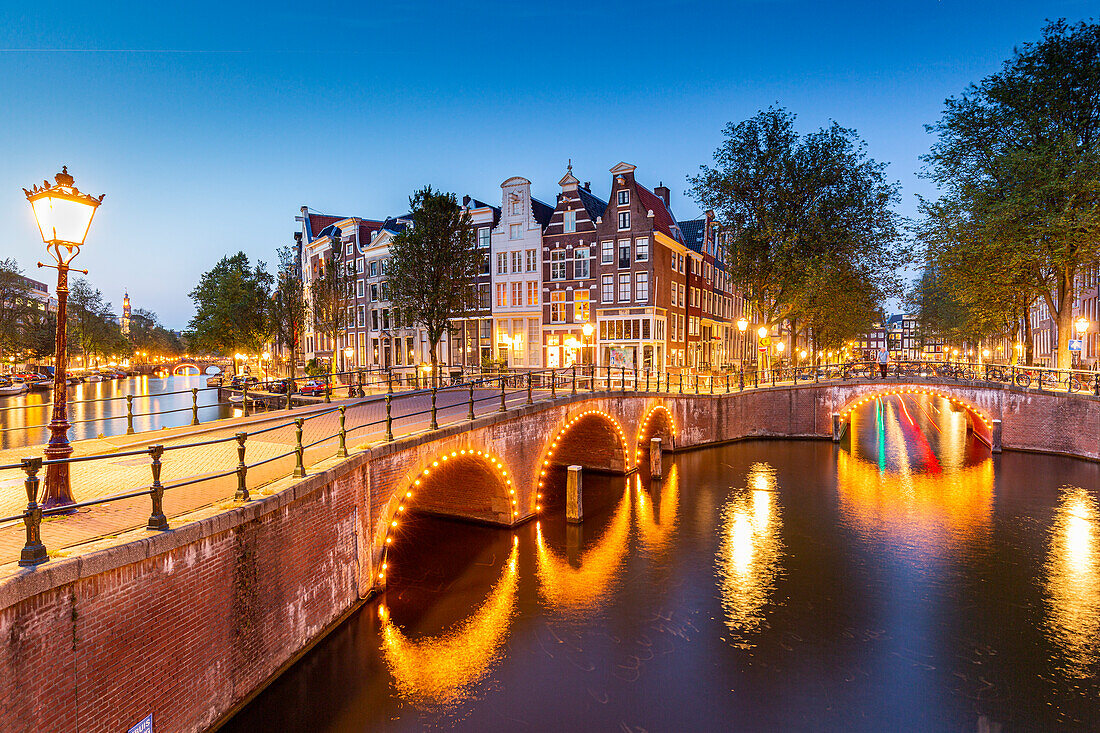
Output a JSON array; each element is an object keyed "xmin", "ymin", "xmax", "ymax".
[{"xmin": 1, "ymin": 1, "xmax": 1093, "ymax": 327}]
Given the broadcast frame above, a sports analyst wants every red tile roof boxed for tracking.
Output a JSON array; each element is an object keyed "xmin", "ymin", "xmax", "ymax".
[
  {"xmin": 634, "ymin": 184, "xmax": 683, "ymax": 244},
  {"xmin": 306, "ymin": 214, "xmax": 343, "ymax": 240}
]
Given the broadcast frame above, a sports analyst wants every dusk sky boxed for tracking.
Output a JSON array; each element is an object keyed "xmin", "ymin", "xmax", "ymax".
[{"xmin": 1, "ymin": 1, "xmax": 1093, "ymax": 328}]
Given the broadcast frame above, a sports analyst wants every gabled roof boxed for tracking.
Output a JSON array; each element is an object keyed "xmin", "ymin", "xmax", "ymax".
[
  {"xmin": 306, "ymin": 214, "xmax": 343, "ymax": 241},
  {"xmin": 465, "ymin": 197, "xmax": 502, "ymax": 227},
  {"xmin": 531, "ymin": 197, "xmax": 555, "ymax": 228},
  {"xmin": 380, "ymin": 214, "xmax": 413, "ymax": 235},
  {"xmin": 576, "ymin": 187, "xmax": 608, "ymax": 222},
  {"xmin": 634, "ymin": 183, "xmax": 683, "ymax": 244},
  {"xmin": 679, "ymin": 218, "xmax": 706, "ymax": 254}
]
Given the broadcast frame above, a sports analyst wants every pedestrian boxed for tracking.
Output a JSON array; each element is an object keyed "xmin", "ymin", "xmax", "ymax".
[{"xmin": 877, "ymin": 347, "xmax": 889, "ymax": 379}]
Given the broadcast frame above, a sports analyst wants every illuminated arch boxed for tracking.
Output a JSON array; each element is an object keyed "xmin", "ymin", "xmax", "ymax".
[
  {"xmin": 173, "ymin": 363, "xmax": 201, "ymax": 375},
  {"xmin": 535, "ymin": 409, "xmax": 633, "ymax": 498},
  {"xmin": 837, "ymin": 387, "xmax": 994, "ymax": 433},
  {"xmin": 374, "ymin": 447, "xmax": 516, "ymax": 586},
  {"xmin": 634, "ymin": 404, "xmax": 676, "ymax": 464}
]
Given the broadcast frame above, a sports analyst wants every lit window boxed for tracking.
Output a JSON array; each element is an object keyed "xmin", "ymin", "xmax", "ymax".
[
  {"xmin": 496, "ymin": 283, "xmax": 507, "ymax": 307},
  {"xmin": 550, "ymin": 291, "xmax": 566, "ymax": 323},
  {"xmin": 511, "ymin": 281, "xmax": 522, "ymax": 306},
  {"xmin": 527, "ymin": 280, "xmax": 538, "ymax": 306},
  {"xmin": 574, "ymin": 290, "xmax": 589, "ymax": 323}
]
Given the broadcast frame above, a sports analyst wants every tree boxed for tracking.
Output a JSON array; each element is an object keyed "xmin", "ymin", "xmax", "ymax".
[
  {"xmin": 388, "ymin": 186, "xmax": 477, "ymax": 386},
  {"xmin": 21, "ymin": 310, "xmax": 55, "ymax": 363},
  {"xmin": 689, "ymin": 107, "xmax": 906, "ymax": 347},
  {"xmin": 129, "ymin": 308, "xmax": 183, "ymax": 361},
  {"xmin": 0, "ymin": 258, "xmax": 31, "ymax": 361},
  {"xmin": 922, "ymin": 19, "xmax": 1100, "ymax": 370},
  {"xmin": 308, "ymin": 246, "xmax": 353, "ymax": 377},
  {"xmin": 68, "ymin": 278, "xmax": 121, "ymax": 366},
  {"xmin": 272, "ymin": 245, "xmax": 306, "ymax": 378},
  {"xmin": 187, "ymin": 252, "xmax": 273, "ymax": 373}
]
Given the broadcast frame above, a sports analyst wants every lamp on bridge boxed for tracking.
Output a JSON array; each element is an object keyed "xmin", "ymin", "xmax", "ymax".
[
  {"xmin": 737, "ymin": 318, "xmax": 748, "ymax": 372},
  {"xmin": 582, "ymin": 322, "xmax": 595, "ymax": 365},
  {"xmin": 24, "ymin": 167, "xmax": 104, "ymax": 509}
]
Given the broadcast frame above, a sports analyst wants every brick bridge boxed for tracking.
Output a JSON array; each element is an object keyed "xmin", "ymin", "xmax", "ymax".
[{"xmin": 4, "ymin": 378, "xmax": 1100, "ymax": 732}]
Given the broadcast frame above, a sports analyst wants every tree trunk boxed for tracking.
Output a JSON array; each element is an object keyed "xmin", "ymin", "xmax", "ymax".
[
  {"xmin": 1055, "ymin": 303, "xmax": 1074, "ymax": 371},
  {"xmin": 429, "ymin": 339, "xmax": 439, "ymax": 389}
]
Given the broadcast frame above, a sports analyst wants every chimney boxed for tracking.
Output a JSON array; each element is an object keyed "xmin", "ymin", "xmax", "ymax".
[
  {"xmin": 462, "ymin": 194, "xmax": 471, "ymax": 207},
  {"xmin": 654, "ymin": 182, "xmax": 670, "ymax": 208},
  {"xmin": 583, "ymin": 182, "xmax": 590, "ymax": 191}
]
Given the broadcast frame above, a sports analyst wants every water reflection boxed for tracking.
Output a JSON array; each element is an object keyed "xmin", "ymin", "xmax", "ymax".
[
  {"xmin": 716, "ymin": 462, "xmax": 783, "ymax": 645},
  {"xmin": 1045, "ymin": 487, "xmax": 1100, "ymax": 678},
  {"xmin": 634, "ymin": 465, "xmax": 679, "ymax": 559},
  {"xmin": 535, "ymin": 486, "xmax": 631, "ymax": 617},
  {"xmin": 379, "ymin": 540, "xmax": 519, "ymax": 708}
]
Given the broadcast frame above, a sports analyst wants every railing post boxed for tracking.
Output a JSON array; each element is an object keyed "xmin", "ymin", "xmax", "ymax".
[
  {"xmin": 464, "ymin": 383, "xmax": 474, "ymax": 421},
  {"xmin": 146, "ymin": 445, "xmax": 168, "ymax": 530},
  {"xmin": 571, "ymin": 365, "xmax": 577, "ymax": 395},
  {"xmin": 634, "ymin": 367, "xmax": 638, "ymax": 391},
  {"xmin": 679, "ymin": 372, "xmax": 683, "ymax": 394},
  {"xmin": 739, "ymin": 368, "xmax": 744, "ymax": 391},
  {"xmin": 325, "ymin": 375, "xmax": 331, "ymax": 403},
  {"xmin": 499, "ymin": 377, "xmax": 507, "ymax": 412},
  {"xmin": 656, "ymin": 370, "xmax": 661, "ymax": 392},
  {"xmin": 621, "ymin": 366, "xmax": 626, "ymax": 393},
  {"xmin": 234, "ymin": 432, "xmax": 249, "ymax": 502},
  {"xmin": 550, "ymin": 370, "xmax": 556, "ymax": 398},
  {"xmin": 293, "ymin": 418, "xmax": 305, "ymax": 478},
  {"xmin": 385, "ymin": 394, "xmax": 394, "ymax": 441},
  {"xmin": 286, "ymin": 380, "xmax": 293, "ymax": 410},
  {"xmin": 1094, "ymin": 373, "xmax": 1099, "ymax": 397},
  {"xmin": 710, "ymin": 374, "xmax": 714, "ymax": 394},
  {"xmin": 357, "ymin": 369, "xmax": 364, "ymax": 397},
  {"xmin": 430, "ymin": 387, "xmax": 439, "ymax": 429},
  {"xmin": 665, "ymin": 370, "xmax": 670, "ymax": 393},
  {"xmin": 192, "ymin": 387, "xmax": 200, "ymax": 425},
  {"xmin": 726, "ymin": 374, "xmax": 731, "ymax": 393},
  {"xmin": 646, "ymin": 369, "xmax": 651, "ymax": 392},
  {"xmin": 18, "ymin": 457, "xmax": 47, "ymax": 567},
  {"xmin": 337, "ymin": 405, "xmax": 348, "ymax": 457},
  {"xmin": 607, "ymin": 367, "xmax": 612, "ymax": 394},
  {"xmin": 753, "ymin": 368, "xmax": 758, "ymax": 389},
  {"xmin": 126, "ymin": 394, "xmax": 135, "ymax": 435},
  {"xmin": 526, "ymin": 372, "xmax": 533, "ymax": 405},
  {"xmin": 695, "ymin": 374, "xmax": 700, "ymax": 395}
]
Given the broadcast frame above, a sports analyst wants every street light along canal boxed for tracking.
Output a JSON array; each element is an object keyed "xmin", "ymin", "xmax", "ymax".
[{"xmin": 225, "ymin": 393, "xmax": 1100, "ymax": 731}]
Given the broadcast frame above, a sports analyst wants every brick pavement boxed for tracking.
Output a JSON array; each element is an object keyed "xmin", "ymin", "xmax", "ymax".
[{"xmin": 0, "ymin": 386, "xmax": 540, "ymax": 564}]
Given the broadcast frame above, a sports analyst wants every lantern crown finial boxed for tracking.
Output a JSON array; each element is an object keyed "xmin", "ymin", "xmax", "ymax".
[{"xmin": 54, "ymin": 166, "xmax": 74, "ymax": 188}]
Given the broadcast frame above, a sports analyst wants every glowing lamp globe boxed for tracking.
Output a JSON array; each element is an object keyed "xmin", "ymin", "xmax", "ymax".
[
  {"xmin": 24, "ymin": 167, "xmax": 103, "ymax": 253},
  {"xmin": 775, "ymin": 342, "xmax": 785, "ymax": 353},
  {"xmin": 737, "ymin": 318, "xmax": 748, "ymax": 332},
  {"xmin": 757, "ymin": 326, "xmax": 768, "ymax": 339},
  {"xmin": 582, "ymin": 323, "xmax": 594, "ymax": 338},
  {"xmin": 1076, "ymin": 317, "xmax": 1089, "ymax": 334},
  {"xmin": 343, "ymin": 346, "xmax": 354, "ymax": 358}
]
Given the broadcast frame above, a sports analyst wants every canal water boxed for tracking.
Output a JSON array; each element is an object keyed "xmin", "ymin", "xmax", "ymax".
[
  {"xmin": 0, "ymin": 374, "xmax": 233, "ymax": 450},
  {"xmin": 226, "ymin": 394, "xmax": 1100, "ymax": 731}
]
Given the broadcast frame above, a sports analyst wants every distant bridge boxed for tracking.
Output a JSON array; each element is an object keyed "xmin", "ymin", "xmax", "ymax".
[{"xmin": 137, "ymin": 357, "xmax": 229, "ymax": 376}]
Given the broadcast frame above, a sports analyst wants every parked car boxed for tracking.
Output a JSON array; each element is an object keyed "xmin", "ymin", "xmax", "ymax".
[
  {"xmin": 267, "ymin": 379, "xmax": 298, "ymax": 394},
  {"xmin": 299, "ymin": 379, "xmax": 328, "ymax": 396}
]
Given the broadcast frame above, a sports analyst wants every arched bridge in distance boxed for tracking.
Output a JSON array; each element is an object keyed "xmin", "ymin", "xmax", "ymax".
[
  {"xmin": 136, "ymin": 357, "xmax": 229, "ymax": 376},
  {"xmin": 301, "ymin": 376, "xmax": 1100, "ymax": 597}
]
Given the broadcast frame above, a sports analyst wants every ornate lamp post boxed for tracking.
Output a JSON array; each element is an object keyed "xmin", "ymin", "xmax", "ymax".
[
  {"xmin": 1075, "ymin": 317, "xmax": 1089, "ymax": 368},
  {"xmin": 24, "ymin": 167, "xmax": 103, "ymax": 508},
  {"xmin": 342, "ymin": 345, "xmax": 354, "ymax": 372},
  {"xmin": 736, "ymin": 317, "xmax": 748, "ymax": 373},
  {"xmin": 582, "ymin": 322, "xmax": 594, "ymax": 366}
]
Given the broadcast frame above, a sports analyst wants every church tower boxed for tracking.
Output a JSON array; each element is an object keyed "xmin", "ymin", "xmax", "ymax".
[{"xmin": 122, "ymin": 292, "xmax": 131, "ymax": 335}]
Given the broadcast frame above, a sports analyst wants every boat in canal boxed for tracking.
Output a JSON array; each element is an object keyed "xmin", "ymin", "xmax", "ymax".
[{"xmin": 0, "ymin": 377, "xmax": 28, "ymax": 396}]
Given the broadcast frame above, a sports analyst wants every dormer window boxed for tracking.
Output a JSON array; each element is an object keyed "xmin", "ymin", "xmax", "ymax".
[
  {"xmin": 618, "ymin": 190, "xmax": 629, "ymax": 206},
  {"xmin": 563, "ymin": 210, "xmax": 576, "ymax": 233}
]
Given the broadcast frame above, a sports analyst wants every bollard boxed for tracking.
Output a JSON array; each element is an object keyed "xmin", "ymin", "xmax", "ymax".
[
  {"xmin": 679, "ymin": 373, "xmax": 683, "ymax": 394},
  {"xmin": 832, "ymin": 412, "xmax": 841, "ymax": 442},
  {"xmin": 325, "ymin": 376, "xmax": 331, "ymax": 403},
  {"xmin": 571, "ymin": 365, "xmax": 577, "ymax": 395},
  {"xmin": 387, "ymin": 369, "xmax": 393, "ymax": 395},
  {"xmin": 650, "ymin": 437, "xmax": 663, "ymax": 479},
  {"xmin": 566, "ymin": 465, "xmax": 583, "ymax": 523},
  {"xmin": 234, "ymin": 432, "xmax": 249, "ymax": 501},
  {"xmin": 665, "ymin": 370, "xmax": 670, "ymax": 393},
  {"xmin": 991, "ymin": 419, "xmax": 1003, "ymax": 453},
  {"xmin": 550, "ymin": 371, "xmax": 556, "ymax": 398},
  {"xmin": 498, "ymin": 377, "xmax": 506, "ymax": 411},
  {"xmin": 430, "ymin": 387, "xmax": 439, "ymax": 430},
  {"xmin": 293, "ymin": 418, "xmax": 306, "ymax": 477},
  {"xmin": 126, "ymin": 394, "xmax": 135, "ymax": 435},
  {"xmin": 18, "ymin": 458, "xmax": 47, "ymax": 566},
  {"xmin": 146, "ymin": 445, "xmax": 169, "ymax": 530},
  {"xmin": 468, "ymin": 384, "xmax": 475, "ymax": 421},
  {"xmin": 527, "ymin": 372, "xmax": 533, "ymax": 405},
  {"xmin": 655, "ymin": 371, "xmax": 660, "ymax": 392},
  {"xmin": 385, "ymin": 394, "xmax": 394, "ymax": 441},
  {"xmin": 192, "ymin": 387, "xmax": 200, "ymax": 425},
  {"xmin": 337, "ymin": 405, "xmax": 348, "ymax": 457}
]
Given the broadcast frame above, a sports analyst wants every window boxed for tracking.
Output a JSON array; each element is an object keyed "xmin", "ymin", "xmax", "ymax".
[
  {"xmin": 618, "ymin": 239, "xmax": 631, "ymax": 268},
  {"xmin": 618, "ymin": 189, "xmax": 629, "ymax": 206},
  {"xmin": 671, "ymin": 283, "xmax": 677, "ymax": 306},
  {"xmin": 478, "ymin": 227, "xmax": 491, "ymax": 248},
  {"xmin": 510, "ymin": 224, "xmax": 522, "ymax": 240},
  {"xmin": 479, "ymin": 284, "xmax": 492, "ymax": 310},
  {"xmin": 511, "ymin": 200, "xmax": 521, "ymax": 215},
  {"xmin": 497, "ymin": 253, "xmax": 508, "ymax": 275},
  {"xmin": 496, "ymin": 283, "xmax": 507, "ymax": 307},
  {"xmin": 636, "ymin": 272, "xmax": 649, "ymax": 301},
  {"xmin": 550, "ymin": 250, "xmax": 566, "ymax": 280},
  {"xmin": 563, "ymin": 210, "xmax": 576, "ymax": 233},
  {"xmin": 345, "ymin": 242, "xmax": 353, "ymax": 256},
  {"xmin": 369, "ymin": 261, "xmax": 377, "ymax": 277},
  {"xmin": 635, "ymin": 237, "xmax": 649, "ymax": 261},
  {"xmin": 380, "ymin": 258, "xmax": 388, "ymax": 276},
  {"xmin": 371, "ymin": 310, "xmax": 379, "ymax": 330},
  {"xmin": 601, "ymin": 240, "xmax": 614, "ymax": 264},
  {"xmin": 574, "ymin": 247, "xmax": 590, "ymax": 279},
  {"xmin": 574, "ymin": 290, "xmax": 589, "ymax": 323},
  {"xmin": 381, "ymin": 281, "xmax": 390, "ymax": 300},
  {"xmin": 602, "ymin": 274, "xmax": 614, "ymax": 302},
  {"xmin": 618, "ymin": 211, "xmax": 630, "ymax": 230},
  {"xmin": 357, "ymin": 305, "xmax": 365, "ymax": 327},
  {"xmin": 618, "ymin": 273, "xmax": 631, "ymax": 302},
  {"xmin": 550, "ymin": 291, "xmax": 566, "ymax": 323},
  {"xmin": 356, "ymin": 257, "xmax": 364, "ymax": 273},
  {"xmin": 679, "ymin": 283, "xmax": 685, "ymax": 306},
  {"xmin": 511, "ymin": 251, "xmax": 523, "ymax": 273},
  {"xmin": 480, "ymin": 252, "xmax": 490, "ymax": 275},
  {"xmin": 526, "ymin": 249, "xmax": 537, "ymax": 272},
  {"xmin": 382, "ymin": 309, "xmax": 391, "ymax": 330},
  {"xmin": 370, "ymin": 284, "xmax": 379, "ymax": 302},
  {"xmin": 527, "ymin": 280, "xmax": 538, "ymax": 306},
  {"xmin": 511, "ymin": 282, "xmax": 522, "ymax": 306},
  {"xmin": 356, "ymin": 280, "xmax": 364, "ymax": 298}
]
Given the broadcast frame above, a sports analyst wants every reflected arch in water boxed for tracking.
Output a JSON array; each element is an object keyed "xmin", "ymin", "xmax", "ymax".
[
  {"xmin": 535, "ymin": 486, "xmax": 632, "ymax": 617},
  {"xmin": 634, "ymin": 466, "xmax": 679, "ymax": 559},
  {"xmin": 634, "ymin": 404, "xmax": 675, "ymax": 465},
  {"xmin": 173, "ymin": 364, "xmax": 201, "ymax": 375},
  {"xmin": 837, "ymin": 387, "xmax": 994, "ymax": 444},
  {"xmin": 536, "ymin": 410, "xmax": 632, "ymax": 498},
  {"xmin": 375, "ymin": 447, "xmax": 517, "ymax": 585},
  {"xmin": 378, "ymin": 539, "xmax": 520, "ymax": 708},
  {"xmin": 716, "ymin": 462, "xmax": 784, "ymax": 645},
  {"xmin": 1044, "ymin": 486, "xmax": 1100, "ymax": 678}
]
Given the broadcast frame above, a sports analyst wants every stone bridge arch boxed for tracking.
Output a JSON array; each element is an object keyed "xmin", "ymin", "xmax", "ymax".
[
  {"xmin": 635, "ymin": 404, "xmax": 676, "ymax": 464},
  {"xmin": 832, "ymin": 384, "xmax": 996, "ymax": 448}
]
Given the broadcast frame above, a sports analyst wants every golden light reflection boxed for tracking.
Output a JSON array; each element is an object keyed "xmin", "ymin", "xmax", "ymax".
[
  {"xmin": 379, "ymin": 541, "xmax": 519, "ymax": 708},
  {"xmin": 1044, "ymin": 487, "xmax": 1100, "ymax": 678},
  {"xmin": 716, "ymin": 462, "xmax": 783, "ymax": 645},
  {"xmin": 836, "ymin": 448, "xmax": 994, "ymax": 550},
  {"xmin": 536, "ymin": 487, "xmax": 631, "ymax": 616},
  {"xmin": 635, "ymin": 465, "xmax": 679, "ymax": 559}
]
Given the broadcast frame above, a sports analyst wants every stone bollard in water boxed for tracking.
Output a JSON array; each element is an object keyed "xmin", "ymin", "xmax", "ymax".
[
  {"xmin": 650, "ymin": 437, "xmax": 663, "ymax": 479},
  {"xmin": 566, "ymin": 465, "xmax": 583, "ymax": 523}
]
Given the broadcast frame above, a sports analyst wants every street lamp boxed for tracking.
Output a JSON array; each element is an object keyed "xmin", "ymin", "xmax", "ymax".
[
  {"xmin": 736, "ymin": 318, "xmax": 748, "ymax": 373},
  {"xmin": 582, "ymin": 322, "xmax": 594, "ymax": 365},
  {"xmin": 1074, "ymin": 317, "xmax": 1089, "ymax": 368},
  {"xmin": 342, "ymin": 345, "xmax": 354, "ymax": 372},
  {"xmin": 24, "ymin": 167, "xmax": 103, "ymax": 509}
]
